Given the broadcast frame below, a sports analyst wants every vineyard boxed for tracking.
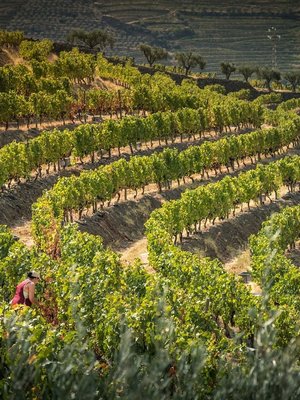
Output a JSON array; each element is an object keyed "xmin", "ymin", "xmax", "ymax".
[{"xmin": 1, "ymin": 33, "xmax": 300, "ymax": 399}]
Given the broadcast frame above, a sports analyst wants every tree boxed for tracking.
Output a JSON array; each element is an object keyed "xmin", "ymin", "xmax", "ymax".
[
  {"xmin": 257, "ymin": 67, "xmax": 281, "ymax": 91},
  {"xmin": 284, "ymin": 71, "xmax": 300, "ymax": 92},
  {"xmin": 66, "ymin": 29, "xmax": 115, "ymax": 51},
  {"xmin": 139, "ymin": 44, "xmax": 168, "ymax": 67},
  {"xmin": 220, "ymin": 62, "xmax": 236, "ymax": 80},
  {"xmin": 19, "ymin": 39, "xmax": 53, "ymax": 61},
  {"xmin": 238, "ymin": 65, "xmax": 256, "ymax": 83},
  {"xmin": 175, "ymin": 52, "xmax": 206, "ymax": 76}
]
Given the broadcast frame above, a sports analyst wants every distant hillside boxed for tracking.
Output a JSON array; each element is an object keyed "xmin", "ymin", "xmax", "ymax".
[{"xmin": 0, "ymin": 0, "xmax": 299, "ymax": 73}]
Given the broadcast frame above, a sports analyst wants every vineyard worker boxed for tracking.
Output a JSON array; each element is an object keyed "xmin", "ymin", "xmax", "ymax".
[{"xmin": 10, "ymin": 271, "xmax": 40, "ymax": 307}]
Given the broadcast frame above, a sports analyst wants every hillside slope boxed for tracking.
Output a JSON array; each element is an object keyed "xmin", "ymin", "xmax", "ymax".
[{"xmin": 0, "ymin": 0, "xmax": 299, "ymax": 72}]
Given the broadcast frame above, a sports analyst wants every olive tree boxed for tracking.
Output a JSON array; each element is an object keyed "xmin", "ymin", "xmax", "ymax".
[
  {"xmin": 284, "ymin": 71, "xmax": 300, "ymax": 92},
  {"xmin": 67, "ymin": 29, "xmax": 115, "ymax": 51},
  {"xmin": 257, "ymin": 67, "xmax": 281, "ymax": 91},
  {"xmin": 175, "ymin": 52, "xmax": 206, "ymax": 75},
  {"xmin": 238, "ymin": 65, "xmax": 256, "ymax": 83},
  {"xmin": 220, "ymin": 62, "xmax": 236, "ymax": 80},
  {"xmin": 139, "ymin": 44, "xmax": 168, "ymax": 67}
]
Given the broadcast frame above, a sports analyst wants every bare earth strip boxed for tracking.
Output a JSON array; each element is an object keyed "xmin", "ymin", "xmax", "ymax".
[
  {"xmin": 1, "ymin": 139, "xmax": 299, "ymax": 277},
  {"xmin": 0, "ymin": 126, "xmax": 253, "ymax": 238},
  {"xmin": 79, "ymin": 148, "xmax": 300, "ymax": 269},
  {"xmin": 0, "ymin": 129, "xmax": 221, "ymax": 225}
]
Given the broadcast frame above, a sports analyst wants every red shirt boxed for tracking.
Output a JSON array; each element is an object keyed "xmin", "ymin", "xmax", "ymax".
[{"xmin": 11, "ymin": 279, "xmax": 32, "ymax": 307}]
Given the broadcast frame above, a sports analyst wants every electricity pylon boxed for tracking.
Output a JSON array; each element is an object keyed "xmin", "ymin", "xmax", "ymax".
[{"xmin": 267, "ymin": 27, "xmax": 280, "ymax": 69}]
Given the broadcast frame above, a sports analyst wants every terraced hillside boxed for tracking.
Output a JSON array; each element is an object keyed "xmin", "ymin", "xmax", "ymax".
[
  {"xmin": 1, "ymin": 0, "xmax": 300, "ymax": 72},
  {"xmin": 2, "ymin": 40, "xmax": 300, "ymax": 396}
]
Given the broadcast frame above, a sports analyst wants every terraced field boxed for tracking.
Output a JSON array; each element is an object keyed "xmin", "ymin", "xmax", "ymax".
[{"xmin": 1, "ymin": 0, "xmax": 299, "ymax": 72}]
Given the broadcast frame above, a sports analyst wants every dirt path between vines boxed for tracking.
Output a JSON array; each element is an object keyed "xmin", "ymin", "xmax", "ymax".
[
  {"xmin": 1, "ymin": 137, "xmax": 299, "ymax": 274},
  {"xmin": 0, "ymin": 126, "xmax": 251, "ymax": 231},
  {"xmin": 0, "ymin": 122, "xmax": 81, "ymax": 148},
  {"xmin": 118, "ymin": 190, "xmax": 300, "ymax": 294},
  {"xmin": 107, "ymin": 191, "xmax": 300, "ymax": 269},
  {"xmin": 78, "ymin": 147, "xmax": 300, "ymax": 272},
  {"xmin": 117, "ymin": 189, "xmax": 300, "ymax": 297}
]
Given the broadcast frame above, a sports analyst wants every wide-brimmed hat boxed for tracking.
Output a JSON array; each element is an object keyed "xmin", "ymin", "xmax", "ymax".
[{"xmin": 30, "ymin": 271, "xmax": 40, "ymax": 279}]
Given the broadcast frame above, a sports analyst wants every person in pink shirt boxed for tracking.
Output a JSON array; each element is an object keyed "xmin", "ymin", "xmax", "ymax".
[{"xmin": 11, "ymin": 271, "xmax": 40, "ymax": 307}]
